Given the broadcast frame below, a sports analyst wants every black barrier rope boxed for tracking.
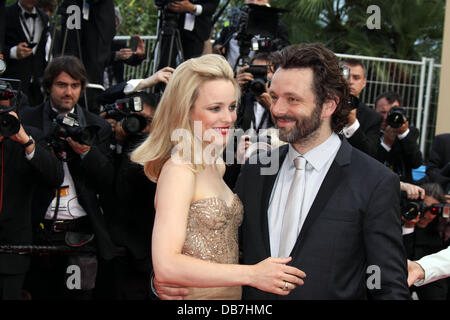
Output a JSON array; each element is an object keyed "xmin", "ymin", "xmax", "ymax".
[{"xmin": 0, "ymin": 245, "xmax": 96, "ymax": 255}]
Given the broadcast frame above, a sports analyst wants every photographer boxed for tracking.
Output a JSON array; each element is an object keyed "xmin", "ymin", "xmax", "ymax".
[
  {"xmin": 103, "ymin": 92, "xmax": 158, "ymax": 299},
  {"xmin": 0, "ymin": 83, "xmax": 63, "ymax": 300},
  {"xmin": 3, "ymin": 0, "xmax": 51, "ymax": 106},
  {"xmin": 213, "ymin": 0, "xmax": 289, "ymax": 70},
  {"xmin": 156, "ymin": 0, "xmax": 219, "ymax": 69},
  {"xmin": 374, "ymin": 91, "xmax": 423, "ymax": 183},
  {"xmin": 103, "ymin": 7, "xmax": 147, "ymax": 88},
  {"xmin": 340, "ymin": 59, "xmax": 383, "ymax": 158},
  {"xmin": 19, "ymin": 56, "xmax": 119, "ymax": 299},
  {"xmin": 235, "ymin": 52, "xmax": 274, "ymax": 133},
  {"xmin": 402, "ymin": 183, "xmax": 449, "ymax": 299}
]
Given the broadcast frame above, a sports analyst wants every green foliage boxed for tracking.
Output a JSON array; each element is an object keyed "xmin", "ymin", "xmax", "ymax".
[
  {"xmin": 273, "ymin": 0, "xmax": 445, "ymax": 62},
  {"xmin": 114, "ymin": 0, "xmax": 158, "ymax": 36}
]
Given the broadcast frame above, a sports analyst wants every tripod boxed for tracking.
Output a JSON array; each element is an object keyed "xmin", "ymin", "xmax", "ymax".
[{"xmin": 151, "ymin": 7, "xmax": 185, "ymax": 74}]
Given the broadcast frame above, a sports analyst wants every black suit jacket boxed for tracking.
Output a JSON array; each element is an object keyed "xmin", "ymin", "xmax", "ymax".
[
  {"xmin": 59, "ymin": 0, "xmax": 116, "ymax": 84},
  {"xmin": 105, "ymin": 39, "xmax": 145, "ymax": 85},
  {"xmin": 0, "ymin": 126, "xmax": 63, "ymax": 274},
  {"xmin": 3, "ymin": 2, "xmax": 49, "ymax": 96},
  {"xmin": 236, "ymin": 92, "xmax": 274, "ymax": 132},
  {"xmin": 376, "ymin": 126, "xmax": 423, "ymax": 183},
  {"xmin": 347, "ymin": 103, "xmax": 383, "ymax": 158},
  {"xmin": 235, "ymin": 138, "xmax": 410, "ymax": 299},
  {"xmin": 179, "ymin": 0, "xmax": 219, "ymax": 42},
  {"xmin": 426, "ymin": 133, "xmax": 450, "ymax": 193},
  {"xmin": 19, "ymin": 102, "xmax": 119, "ymax": 260},
  {"xmin": 108, "ymin": 137, "xmax": 156, "ymax": 270}
]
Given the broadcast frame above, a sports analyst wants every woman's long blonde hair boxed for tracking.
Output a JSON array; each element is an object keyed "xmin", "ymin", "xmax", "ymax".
[{"xmin": 131, "ymin": 54, "xmax": 240, "ymax": 182}]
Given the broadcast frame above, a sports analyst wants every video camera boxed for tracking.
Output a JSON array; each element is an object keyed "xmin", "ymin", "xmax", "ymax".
[
  {"xmin": 49, "ymin": 113, "xmax": 100, "ymax": 155},
  {"xmin": 227, "ymin": 4, "xmax": 286, "ymax": 69},
  {"xmin": 245, "ymin": 65, "xmax": 267, "ymax": 96},
  {"xmin": 400, "ymin": 191, "xmax": 450, "ymax": 220},
  {"xmin": 386, "ymin": 107, "xmax": 406, "ymax": 129},
  {"xmin": 102, "ymin": 96, "xmax": 147, "ymax": 134},
  {"xmin": 0, "ymin": 79, "xmax": 20, "ymax": 137}
]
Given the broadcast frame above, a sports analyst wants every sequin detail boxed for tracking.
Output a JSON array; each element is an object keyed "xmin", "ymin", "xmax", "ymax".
[{"xmin": 182, "ymin": 194, "xmax": 243, "ymax": 264}]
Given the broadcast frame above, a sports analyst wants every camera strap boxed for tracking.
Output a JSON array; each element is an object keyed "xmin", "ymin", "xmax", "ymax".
[{"xmin": 74, "ymin": 104, "xmax": 87, "ymax": 128}]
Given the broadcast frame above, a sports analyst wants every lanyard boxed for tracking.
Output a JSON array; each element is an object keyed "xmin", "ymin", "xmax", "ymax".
[{"xmin": 19, "ymin": 13, "xmax": 37, "ymax": 44}]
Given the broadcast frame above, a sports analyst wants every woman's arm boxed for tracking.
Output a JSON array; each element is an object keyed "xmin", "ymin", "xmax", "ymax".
[{"xmin": 152, "ymin": 161, "xmax": 306, "ymax": 295}]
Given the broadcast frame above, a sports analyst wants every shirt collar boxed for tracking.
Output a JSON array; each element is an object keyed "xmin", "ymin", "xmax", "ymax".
[{"xmin": 287, "ymin": 132, "xmax": 341, "ymax": 172}]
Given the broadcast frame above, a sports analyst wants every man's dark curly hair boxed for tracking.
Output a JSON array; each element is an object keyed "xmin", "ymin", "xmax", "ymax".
[{"xmin": 271, "ymin": 43, "xmax": 351, "ymax": 133}]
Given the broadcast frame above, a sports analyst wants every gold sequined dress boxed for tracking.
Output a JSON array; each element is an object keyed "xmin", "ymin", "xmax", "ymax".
[{"xmin": 182, "ymin": 194, "xmax": 244, "ymax": 300}]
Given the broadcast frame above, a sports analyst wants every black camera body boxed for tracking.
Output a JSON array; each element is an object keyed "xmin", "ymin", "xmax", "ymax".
[
  {"xmin": 386, "ymin": 107, "xmax": 406, "ymax": 129},
  {"xmin": 400, "ymin": 192, "xmax": 426, "ymax": 220},
  {"xmin": 246, "ymin": 65, "xmax": 267, "ymax": 97},
  {"xmin": 0, "ymin": 81, "xmax": 20, "ymax": 137},
  {"xmin": 400, "ymin": 191, "xmax": 450, "ymax": 221},
  {"xmin": 103, "ymin": 96, "xmax": 147, "ymax": 134},
  {"xmin": 49, "ymin": 113, "xmax": 100, "ymax": 154}
]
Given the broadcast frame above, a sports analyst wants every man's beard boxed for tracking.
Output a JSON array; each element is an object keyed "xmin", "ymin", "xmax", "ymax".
[
  {"xmin": 51, "ymin": 96, "xmax": 75, "ymax": 113},
  {"xmin": 274, "ymin": 104, "xmax": 322, "ymax": 144}
]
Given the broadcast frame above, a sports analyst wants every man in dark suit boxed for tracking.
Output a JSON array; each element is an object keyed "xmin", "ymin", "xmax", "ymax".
[
  {"xmin": 157, "ymin": 0, "xmax": 219, "ymax": 69},
  {"xmin": 155, "ymin": 44, "xmax": 411, "ymax": 300},
  {"xmin": 0, "ymin": 92, "xmax": 63, "ymax": 300},
  {"xmin": 3, "ymin": 0, "xmax": 50, "ymax": 106},
  {"xmin": 235, "ymin": 52, "xmax": 274, "ymax": 133},
  {"xmin": 426, "ymin": 133, "xmax": 450, "ymax": 194},
  {"xmin": 19, "ymin": 56, "xmax": 118, "ymax": 299},
  {"xmin": 59, "ymin": 0, "xmax": 116, "ymax": 86},
  {"xmin": 341, "ymin": 59, "xmax": 383, "ymax": 158},
  {"xmin": 213, "ymin": 0, "xmax": 290, "ymax": 70},
  {"xmin": 374, "ymin": 91, "xmax": 423, "ymax": 183}
]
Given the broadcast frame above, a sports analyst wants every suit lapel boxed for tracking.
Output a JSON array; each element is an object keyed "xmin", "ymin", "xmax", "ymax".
[
  {"xmin": 13, "ymin": 3, "xmax": 28, "ymax": 43},
  {"xmin": 289, "ymin": 138, "xmax": 352, "ymax": 256},
  {"xmin": 260, "ymin": 145, "xmax": 289, "ymax": 256}
]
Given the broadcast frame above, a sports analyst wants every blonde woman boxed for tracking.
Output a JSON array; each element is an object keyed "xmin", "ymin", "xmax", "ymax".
[{"xmin": 131, "ymin": 54, "xmax": 305, "ymax": 300}]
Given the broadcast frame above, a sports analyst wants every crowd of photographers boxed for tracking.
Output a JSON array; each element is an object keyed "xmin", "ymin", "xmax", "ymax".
[{"xmin": 0, "ymin": 0, "xmax": 449, "ymax": 300}]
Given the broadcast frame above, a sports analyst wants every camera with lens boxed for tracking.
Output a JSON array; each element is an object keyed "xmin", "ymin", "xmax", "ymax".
[
  {"xmin": 386, "ymin": 107, "xmax": 406, "ymax": 129},
  {"xmin": 0, "ymin": 80, "xmax": 20, "ymax": 137},
  {"xmin": 49, "ymin": 113, "xmax": 100, "ymax": 154},
  {"xmin": 400, "ymin": 191, "xmax": 450, "ymax": 221},
  {"xmin": 102, "ymin": 96, "xmax": 147, "ymax": 134},
  {"xmin": 245, "ymin": 65, "xmax": 267, "ymax": 96}
]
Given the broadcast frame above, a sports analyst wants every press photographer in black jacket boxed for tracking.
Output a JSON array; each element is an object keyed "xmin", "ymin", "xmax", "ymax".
[
  {"xmin": 0, "ymin": 86, "xmax": 63, "ymax": 300},
  {"xmin": 374, "ymin": 91, "xmax": 423, "ymax": 183},
  {"xmin": 20, "ymin": 56, "xmax": 119, "ymax": 299}
]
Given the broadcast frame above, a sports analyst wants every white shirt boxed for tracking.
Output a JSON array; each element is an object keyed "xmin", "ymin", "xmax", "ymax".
[
  {"xmin": 268, "ymin": 133, "xmax": 342, "ymax": 257},
  {"xmin": 45, "ymin": 162, "xmax": 88, "ymax": 220},
  {"xmin": 415, "ymin": 246, "xmax": 450, "ymax": 286},
  {"xmin": 251, "ymin": 101, "xmax": 269, "ymax": 130}
]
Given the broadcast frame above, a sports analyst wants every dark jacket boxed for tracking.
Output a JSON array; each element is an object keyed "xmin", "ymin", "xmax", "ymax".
[
  {"xmin": 0, "ymin": 126, "xmax": 63, "ymax": 274},
  {"xmin": 347, "ymin": 102, "xmax": 383, "ymax": 158},
  {"xmin": 426, "ymin": 133, "xmax": 450, "ymax": 193},
  {"xmin": 236, "ymin": 139, "xmax": 410, "ymax": 299},
  {"xmin": 376, "ymin": 126, "xmax": 423, "ymax": 183},
  {"xmin": 3, "ymin": 2, "xmax": 49, "ymax": 100},
  {"xmin": 19, "ymin": 102, "xmax": 119, "ymax": 260}
]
